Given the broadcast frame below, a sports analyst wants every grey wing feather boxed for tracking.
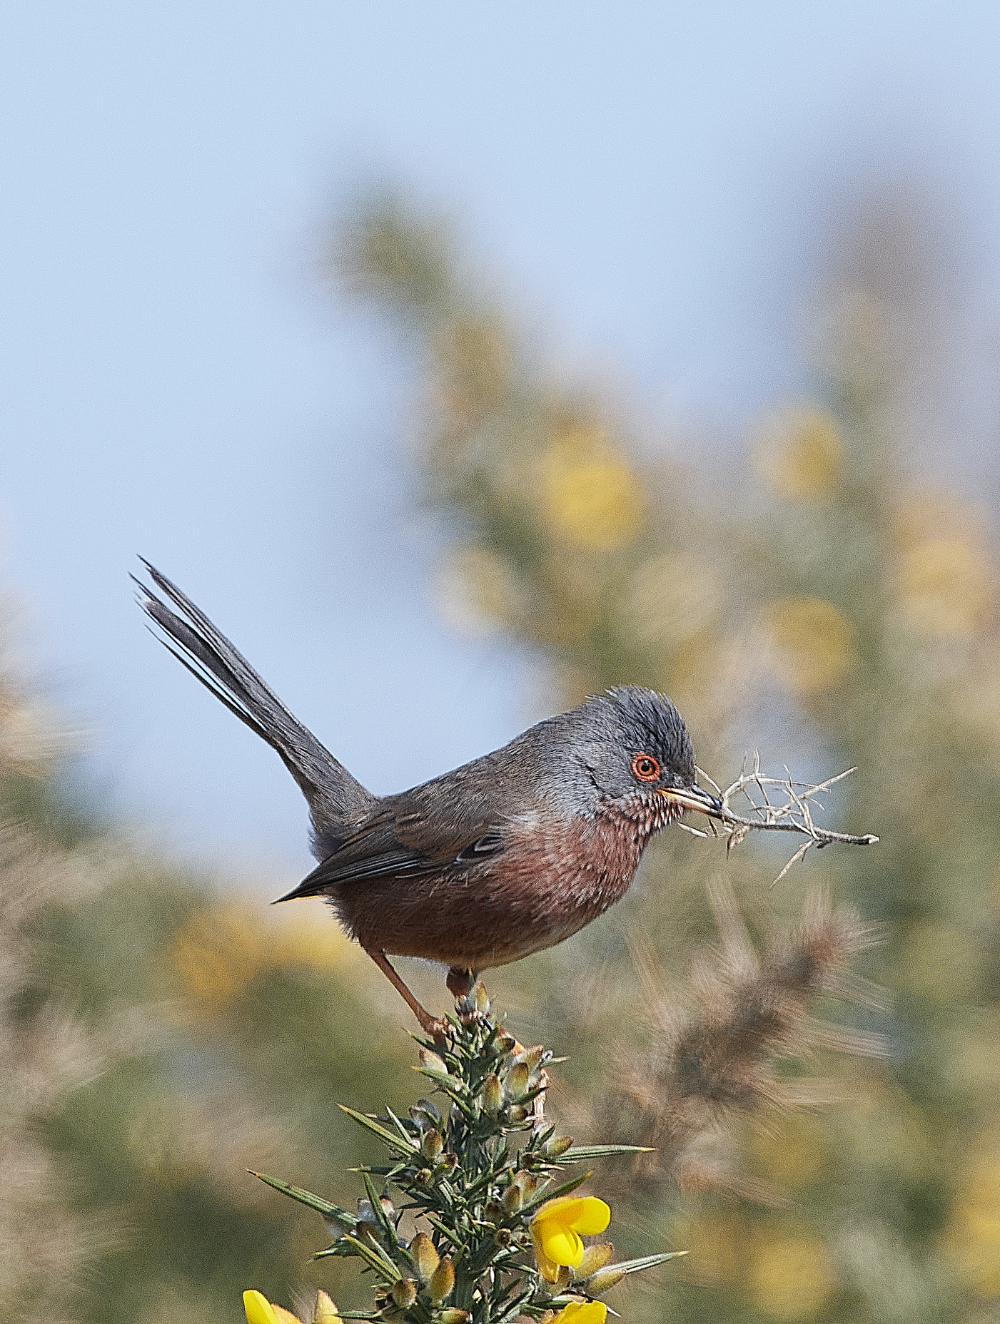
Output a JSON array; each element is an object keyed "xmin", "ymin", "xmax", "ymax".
[{"xmin": 276, "ymin": 812, "xmax": 507, "ymax": 901}]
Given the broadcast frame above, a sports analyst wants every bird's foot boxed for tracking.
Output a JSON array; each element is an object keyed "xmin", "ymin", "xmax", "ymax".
[
  {"xmin": 449, "ymin": 968, "xmax": 489, "ymax": 1024},
  {"xmin": 415, "ymin": 1008, "xmax": 450, "ymax": 1046},
  {"xmin": 446, "ymin": 966, "xmax": 475, "ymax": 999}
]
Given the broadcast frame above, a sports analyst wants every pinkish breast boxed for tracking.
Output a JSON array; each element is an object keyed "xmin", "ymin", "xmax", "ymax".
[{"xmin": 338, "ymin": 804, "xmax": 668, "ymax": 971}]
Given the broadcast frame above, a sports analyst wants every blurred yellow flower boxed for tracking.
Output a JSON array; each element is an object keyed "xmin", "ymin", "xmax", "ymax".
[
  {"xmin": 672, "ymin": 1210, "xmax": 744, "ymax": 1284},
  {"xmin": 554, "ymin": 1302, "xmax": 607, "ymax": 1324},
  {"xmin": 942, "ymin": 1143, "xmax": 1000, "ymax": 1296},
  {"xmin": 753, "ymin": 407, "xmax": 843, "ymax": 500},
  {"xmin": 531, "ymin": 1195, "xmax": 611, "ymax": 1282},
  {"xmin": 749, "ymin": 1116, "xmax": 827, "ymax": 1189},
  {"xmin": 763, "ymin": 595, "xmax": 855, "ymax": 694},
  {"xmin": 747, "ymin": 1230, "xmax": 835, "ymax": 1318},
  {"xmin": 539, "ymin": 429, "xmax": 644, "ymax": 550},
  {"xmin": 174, "ymin": 905, "xmax": 269, "ymax": 1008},
  {"xmin": 271, "ymin": 912, "xmax": 366, "ymax": 973},
  {"xmin": 243, "ymin": 1289, "xmax": 303, "ymax": 1324},
  {"xmin": 173, "ymin": 902, "xmax": 364, "ymax": 1010},
  {"xmin": 898, "ymin": 536, "xmax": 994, "ymax": 636}
]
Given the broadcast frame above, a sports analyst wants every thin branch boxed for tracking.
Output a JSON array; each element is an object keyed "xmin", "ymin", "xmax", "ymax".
[{"xmin": 696, "ymin": 760, "xmax": 880, "ymax": 854}]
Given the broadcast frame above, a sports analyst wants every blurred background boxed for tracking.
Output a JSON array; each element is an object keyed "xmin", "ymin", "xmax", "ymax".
[{"xmin": 4, "ymin": 3, "xmax": 1000, "ymax": 1322}]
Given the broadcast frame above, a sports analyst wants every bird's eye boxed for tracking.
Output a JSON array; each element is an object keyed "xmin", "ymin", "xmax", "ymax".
[{"xmin": 631, "ymin": 753, "xmax": 661, "ymax": 782}]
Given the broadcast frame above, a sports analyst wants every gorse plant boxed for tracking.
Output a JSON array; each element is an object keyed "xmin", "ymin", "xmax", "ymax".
[{"xmin": 245, "ymin": 983, "xmax": 682, "ymax": 1324}]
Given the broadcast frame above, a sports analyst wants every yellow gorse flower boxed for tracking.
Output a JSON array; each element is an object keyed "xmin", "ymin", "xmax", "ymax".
[
  {"xmin": 555, "ymin": 1303, "xmax": 608, "ymax": 1324},
  {"xmin": 753, "ymin": 406, "xmax": 844, "ymax": 500},
  {"xmin": 763, "ymin": 595, "xmax": 854, "ymax": 695},
  {"xmin": 244, "ymin": 1291, "xmax": 302, "ymax": 1324},
  {"xmin": 530, "ymin": 1195, "xmax": 611, "ymax": 1282},
  {"xmin": 243, "ymin": 1289, "xmax": 340, "ymax": 1324}
]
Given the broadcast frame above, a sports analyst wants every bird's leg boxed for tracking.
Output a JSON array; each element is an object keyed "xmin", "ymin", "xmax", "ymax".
[{"xmin": 366, "ymin": 948, "xmax": 447, "ymax": 1042}]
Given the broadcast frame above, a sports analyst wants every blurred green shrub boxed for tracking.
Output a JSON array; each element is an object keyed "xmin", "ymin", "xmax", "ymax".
[
  {"xmin": 4, "ymin": 185, "xmax": 1000, "ymax": 1324},
  {"xmin": 337, "ymin": 193, "xmax": 1000, "ymax": 1322}
]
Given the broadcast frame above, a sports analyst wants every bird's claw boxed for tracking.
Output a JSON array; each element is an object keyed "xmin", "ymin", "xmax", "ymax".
[{"xmin": 418, "ymin": 1013, "xmax": 450, "ymax": 1046}]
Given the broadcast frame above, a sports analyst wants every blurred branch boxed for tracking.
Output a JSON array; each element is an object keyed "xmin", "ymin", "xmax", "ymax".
[{"xmin": 592, "ymin": 883, "xmax": 885, "ymax": 1202}]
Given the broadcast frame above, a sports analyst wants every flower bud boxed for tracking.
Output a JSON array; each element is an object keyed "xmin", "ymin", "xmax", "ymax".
[
  {"xmin": 481, "ymin": 1073, "xmax": 503, "ymax": 1116},
  {"xmin": 414, "ymin": 1168, "xmax": 432, "ymax": 1186},
  {"xmin": 511, "ymin": 1170, "xmax": 539, "ymax": 1199},
  {"xmin": 419, "ymin": 1049, "xmax": 448, "ymax": 1074},
  {"xmin": 441, "ymin": 1152, "xmax": 458, "ymax": 1172},
  {"xmin": 438, "ymin": 1310, "xmax": 470, "ymax": 1324},
  {"xmin": 498, "ymin": 1031, "xmax": 517, "ymax": 1051},
  {"xmin": 493, "ymin": 1227, "xmax": 513, "ymax": 1248},
  {"xmin": 502, "ymin": 1184, "xmax": 522, "ymax": 1215},
  {"xmin": 391, "ymin": 1280, "xmax": 417, "ymax": 1310},
  {"xmin": 576, "ymin": 1244, "xmax": 613, "ymax": 1278},
  {"xmin": 542, "ymin": 1134, "xmax": 574, "ymax": 1158},
  {"xmin": 505, "ymin": 1062, "xmax": 530, "ymax": 1099},
  {"xmin": 421, "ymin": 1128, "xmax": 443, "ymax": 1160},
  {"xmin": 429, "ymin": 1254, "xmax": 455, "ymax": 1303},
  {"xmin": 523, "ymin": 1045, "xmax": 546, "ymax": 1071},
  {"xmin": 585, "ymin": 1267, "xmax": 627, "ymax": 1295},
  {"xmin": 357, "ymin": 1220, "xmax": 382, "ymax": 1246},
  {"xmin": 507, "ymin": 1104, "xmax": 527, "ymax": 1122},
  {"xmin": 313, "ymin": 1290, "xmax": 340, "ymax": 1323},
  {"xmin": 409, "ymin": 1231, "xmax": 439, "ymax": 1282}
]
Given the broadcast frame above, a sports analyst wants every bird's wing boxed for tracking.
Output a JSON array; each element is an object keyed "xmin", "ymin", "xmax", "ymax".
[{"xmin": 274, "ymin": 806, "xmax": 506, "ymax": 902}]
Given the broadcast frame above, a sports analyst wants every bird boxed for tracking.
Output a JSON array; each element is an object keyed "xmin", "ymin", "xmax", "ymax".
[{"xmin": 136, "ymin": 562, "xmax": 722, "ymax": 1036}]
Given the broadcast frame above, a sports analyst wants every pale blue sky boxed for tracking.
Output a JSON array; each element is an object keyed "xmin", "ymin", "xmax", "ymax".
[{"xmin": 2, "ymin": 3, "xmax": 999, "ymax": 881}]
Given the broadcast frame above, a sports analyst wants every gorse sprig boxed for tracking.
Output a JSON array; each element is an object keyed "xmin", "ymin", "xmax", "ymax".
[{"xmin": 250, "ymin": 983, "xmax": 682, "ymax": 1324}]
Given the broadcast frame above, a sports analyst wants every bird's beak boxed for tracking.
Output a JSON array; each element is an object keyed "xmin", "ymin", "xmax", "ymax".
[{"xmin": 658, "ymin": 783, "xmax": 724, "ymax": 817}]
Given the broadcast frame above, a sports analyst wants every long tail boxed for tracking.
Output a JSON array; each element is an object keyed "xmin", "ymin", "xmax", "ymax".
[{"xmin": 136, "ymin": 561, "xmax": 375, "ymax": 853}]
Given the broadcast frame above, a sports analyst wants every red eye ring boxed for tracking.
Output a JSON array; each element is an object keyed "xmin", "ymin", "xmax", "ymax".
[{"xmin": 631, "ymin": 753, "xmax": 661, "ymax": 782}]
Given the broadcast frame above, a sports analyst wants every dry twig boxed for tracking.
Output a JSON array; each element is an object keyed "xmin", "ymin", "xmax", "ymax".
[{"xmin": 679, "ymin": 756, "xmax": 878, "ymax": 882}]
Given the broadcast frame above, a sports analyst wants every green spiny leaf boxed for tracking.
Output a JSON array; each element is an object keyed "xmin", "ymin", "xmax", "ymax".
[
  {"xmin": 339, "ymin": 1104, "xmax": 419, "ymax": 1156},
  {"xmin": 362, "ymin": 1170, "xmax": 397, "ymax": 1243},
  {"xmin": 342, "ymin": 1233, "xmax": 403, "ymax": 1281},
  {"xmin": 608, "ymin": 1251, "xmax": 688, "ymax": 1274},
  {"xmin": 559, "ymin": 1145, "xmax": 655, "ymax": 1162},
  {"xmin": 251, "ymin": 1171, "xmax": 356, "ymax": 1223},
  {"xmin": 385, "ymin": 1104, "xmax": 418, "ymax": 1147}
]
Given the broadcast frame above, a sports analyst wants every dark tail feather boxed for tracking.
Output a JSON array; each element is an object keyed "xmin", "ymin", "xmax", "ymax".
[{"xmin": 135, "ymin": 561, "xmax": 375, "ymax": 847}]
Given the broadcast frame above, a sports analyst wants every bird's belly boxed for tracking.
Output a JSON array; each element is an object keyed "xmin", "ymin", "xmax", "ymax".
[{"xmin": 335, "ymin": 816, "xmax": 647, "ymax": 970}]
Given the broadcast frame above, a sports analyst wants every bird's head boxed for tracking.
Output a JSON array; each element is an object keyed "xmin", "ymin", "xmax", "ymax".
[{"xmin": 562, "ymin": 685, "xmax": 721, "ymax": 824}]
